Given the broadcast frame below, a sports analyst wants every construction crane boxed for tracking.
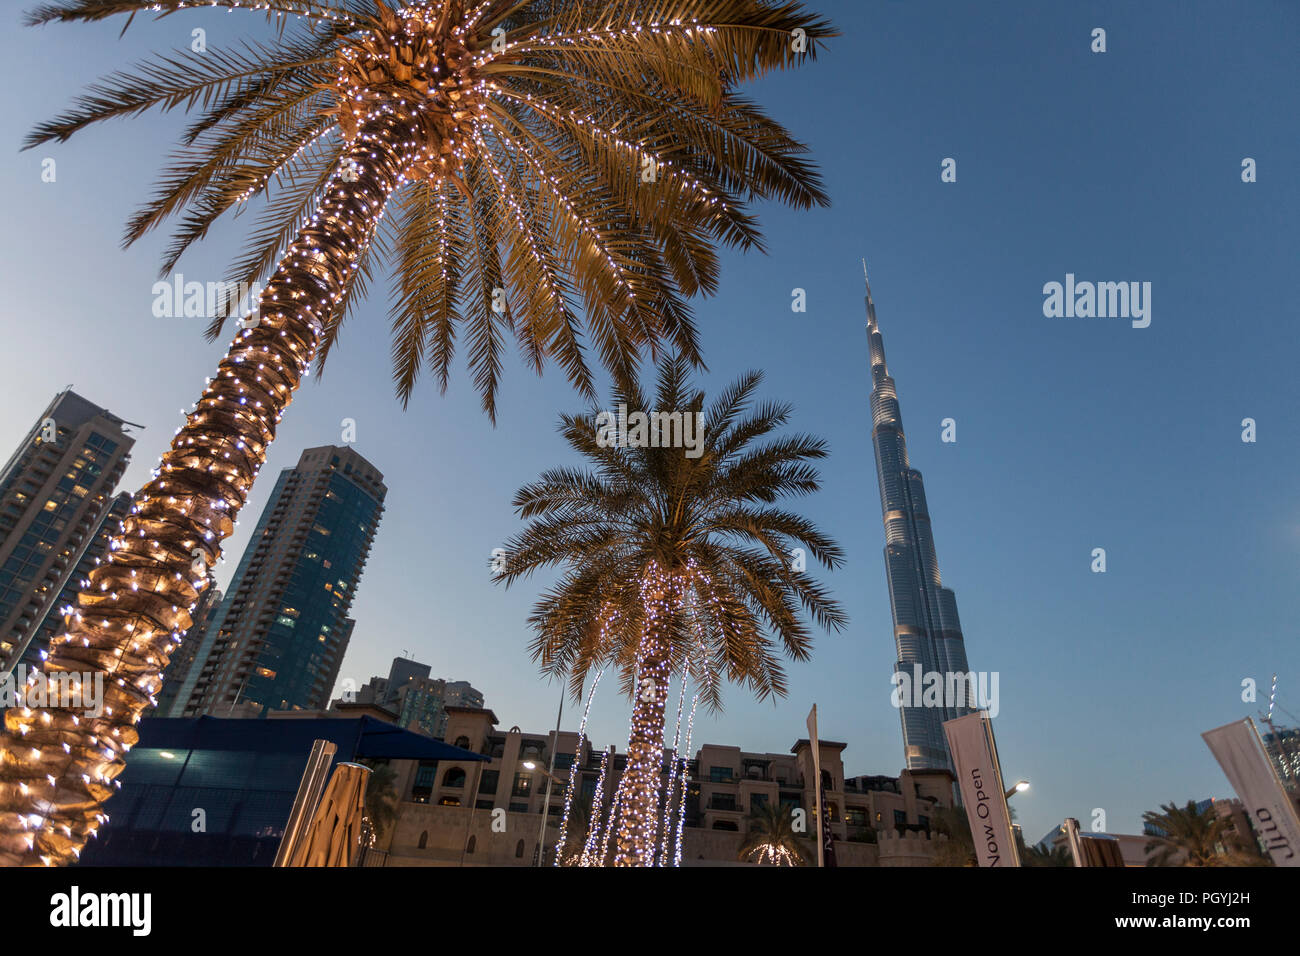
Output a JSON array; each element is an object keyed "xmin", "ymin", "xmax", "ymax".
[{"xmin": 1257, "ymin": 674, "xmax": 1300, "ymax": 791}]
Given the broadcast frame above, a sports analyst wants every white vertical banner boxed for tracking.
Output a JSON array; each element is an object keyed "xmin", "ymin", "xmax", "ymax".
[
  {"xmin": 943, "ymin": 711, "xmax": 1021, "ymax": 867},
  {"xmin": 1202, "ymin": 718, "xmax": 1300, "ymax": 867},
  {"xmin": 806, "ymin": 704, "xmax": 823, "ymax": 868}
]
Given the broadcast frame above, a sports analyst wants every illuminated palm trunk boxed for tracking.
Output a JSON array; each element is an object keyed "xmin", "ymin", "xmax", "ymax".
[
  {"xmin": 612, "ymin": 566, "xmax": 678, "ymax": 866},
  {"xmin": 0, "ymin": 113, "xmax": 418, "ymax": 867}
]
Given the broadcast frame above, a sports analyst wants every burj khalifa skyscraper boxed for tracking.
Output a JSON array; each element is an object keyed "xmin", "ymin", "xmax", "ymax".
[{"xmin": 864, "ymin": 263, "xmax": 975, "ymax": 771}]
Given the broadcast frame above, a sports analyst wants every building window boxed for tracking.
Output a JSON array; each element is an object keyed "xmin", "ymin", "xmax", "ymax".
[
  {"xmin": 750, "ymin": 793, "xmax": 769, "ymax": 811},
  {"xmin": 479, "ymin": 770, "xmax": 500, "ymax": 795},
  {"xmin": 893, "ymin": 810, "xmax": 906, "ymax": 828},
  {"xmin": 512, "ymin": 773, "xmax": 532, "ymax": 797},
  {"xmin": 454, "ymin": 736, "xmax": 470, "ymax": 749},
  {"xmin": 709, "ymin": 766, "xmax": 734, "ymax": 783},
  {"xmin": 515, "ymin": 840, "xmax": 525, "ymax": 859},
  {"xmin": 442, "ymin": 768, "xmax": 466, "ymax": 789}
]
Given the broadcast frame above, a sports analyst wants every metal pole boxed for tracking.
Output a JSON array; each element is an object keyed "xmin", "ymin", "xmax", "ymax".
[
  {"xmin": 458, "ymin": 759, "xmax": 484, "ymax": 867},
  {"xmin": 534, "ymin": 688, "xmax": 565, "ymax": 865},
  {"xmin": 274, "ymin": 739, "xmax": 337, "ymax": 867}
]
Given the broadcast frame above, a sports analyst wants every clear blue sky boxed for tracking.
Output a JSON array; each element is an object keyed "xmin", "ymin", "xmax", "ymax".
[{"xmin": 0, "ymin": 1, "xmax": 1296, "ymax": 844}]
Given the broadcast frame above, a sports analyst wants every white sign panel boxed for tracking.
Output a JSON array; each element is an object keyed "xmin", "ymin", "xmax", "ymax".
[
  {"xmin": 943, "ymin": 711, "xmax": 1020, "ymax": 867},
  {"xmin": 1202, "ymin": 718, "xmax": 1300, "ymax": 867}
]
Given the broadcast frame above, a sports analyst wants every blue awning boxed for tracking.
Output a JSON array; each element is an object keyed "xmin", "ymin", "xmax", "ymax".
[{"xmin": 135, "ymin": 714, "xmax": 487, "ymax": 762}]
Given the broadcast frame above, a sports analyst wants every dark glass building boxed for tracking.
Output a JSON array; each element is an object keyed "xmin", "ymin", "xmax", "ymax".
[
  {"xmin": 165, "ymin": 445, "xmax": 386, "ymax": 716},
  {"xmin": 864, "ymin": 266, "xmax": 975, "ymax": 771},
  {"xmin": 22, "ymin": 491, "xmax": 133, "ymax": 671},
  {"xmin": 76, "ymin": 713, "xmax": 484, "ymax": 866},
  {"xmin": 0, "ymin": 389, "xmax": 136, "ymax": 672}
]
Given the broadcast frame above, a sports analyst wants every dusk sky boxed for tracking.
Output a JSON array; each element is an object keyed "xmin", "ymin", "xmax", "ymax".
[{"xmin": 1, "ymin": 0, "xmax": 1296, "ymax": 843}]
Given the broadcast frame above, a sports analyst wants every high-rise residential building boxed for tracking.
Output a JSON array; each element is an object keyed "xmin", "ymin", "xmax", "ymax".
[
  {"xmin": 863, "ymin": 265, "xmax": 975, "ymax": 771},
  {"xmin": 347, "ymin": 656, "xmax": 484, "ymax": 739},
  {"xmin": 153, "ymin": 570, "xmax": 222, "ymax": 716},
  {"xmin": 166, "ymin": 445, "xmax": 386, "ymax": 716},
  {"xmin": 22, "ymin": 491, "xmax": 133, "ymax": 671},
  {"xmin": 1262, "ymin": 723, "xmax": 1300, "ymax": 792},
  {"xmin": 0, "ymin": 389, "xmax": 136, "ymax": 673}
]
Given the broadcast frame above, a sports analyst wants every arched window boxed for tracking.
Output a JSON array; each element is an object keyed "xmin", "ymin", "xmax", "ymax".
[
  {"xmin": 418, "ymin": 831, "xmax": 428, "ymax": 849},
  {"xmin": 515, "ymin": 839, "xmax": 526, "ymax": 858},
  {"xmin": 454, "ymin": 736, "xmax": 471, "ymax": 749},
  {"xmin": 466, "ymin": 835, "xmax": 476, "ymax": 854},
  {"xmin": 442, "ymin": 767, "xmax": 466, "ymax": 788}
]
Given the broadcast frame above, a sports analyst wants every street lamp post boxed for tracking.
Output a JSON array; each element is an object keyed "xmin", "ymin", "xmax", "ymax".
[
  {"xmin": 527, "ymin": 686, "xmax": 567, "ymax": 866},
  {"xmin": 1004, "ymin": 779, "xmax": 1030, "ymax": 800},
  {"xmin": 525, "ymin": 747, "xmax": 568, "ymax": 866}
]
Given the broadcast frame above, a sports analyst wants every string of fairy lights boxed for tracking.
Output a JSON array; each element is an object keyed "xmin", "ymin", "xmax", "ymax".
[
  {"xmin": 551, "ymin": 653, "xmax": 607, "ymax": 866},
  {"xmin": 546, "ymin": 560, "xmax": 720, "ymax": 868}
]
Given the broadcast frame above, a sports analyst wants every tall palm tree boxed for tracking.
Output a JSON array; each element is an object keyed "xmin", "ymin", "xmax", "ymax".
[
  {"xmin": 738, "ymin": 801, "xmax": 808, "ymax": 865},
  {"xmin": 0, "ymin": 0, "xmax": 833, "ymax": 866},
  {"xmin": 496, "ymin": 356, "xmax": 847, "ymax": 865},
  {"xmin": 1024, "ymin": 842, "xmax": 1071, "ymax": 867},
  {"xmin": 1142, "ymin": 800, "xmax": 1262, "ymax": 867}
]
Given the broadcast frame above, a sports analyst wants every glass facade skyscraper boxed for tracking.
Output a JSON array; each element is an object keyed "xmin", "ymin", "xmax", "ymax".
[
  {"xmin": 864, "ymin": 267, "xmax": 974, "ymax": 771},
  {"xmin": 0, "ymin": 389, "xmax": 136, "ymax": 673},
  {"xmin": 165, "ymin": 445, "xmax": 386, "ymax": 716},
  {"xmin": 350, "ymin": 656, "xmax": 485, "ymax": 739},
  {"xmin": 22, "ymin": 491, "xmax": 133, "ymax": 671}
]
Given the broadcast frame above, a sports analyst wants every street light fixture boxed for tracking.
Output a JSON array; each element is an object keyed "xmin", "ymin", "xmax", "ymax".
[
  {"xmin": 1004, "ymin": 779, "xmax": 1030, "ymax": 800},
  {"xmin": 523, "ymin": 759, "xmax": 566, "ymax": 787}
]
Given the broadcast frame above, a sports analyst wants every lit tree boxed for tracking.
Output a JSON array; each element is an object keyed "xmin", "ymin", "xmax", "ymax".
[
  {"xmin": 738, "ymin": 801, "xmax": 808, "ymax": 865},
  {"xmin": 496, "ymin": 357, "xmax": 847, "ymax": 864},
  {"xmin": 0, "ymin": 0, "xmax": 834, "ymax": 866}
]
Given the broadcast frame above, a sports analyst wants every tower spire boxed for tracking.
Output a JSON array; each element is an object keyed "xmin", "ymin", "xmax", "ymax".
[
  {"xmin": 861, "ymin": 257, "xmax": 877, "ymax": 327},
  {"xmin": 863, "ymin": 265, "xmax": 974, "ymax": 773}
]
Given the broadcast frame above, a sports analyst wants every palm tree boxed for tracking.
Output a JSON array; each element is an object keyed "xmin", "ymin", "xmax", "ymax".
[
  {"xmin": 0, "ymin": 0, "xmax": 834, "ymax": 866},
  {"xmin": 930, "ymin": 806, "xmax": 976, "ymax": 867},
  {"xmin": 738, "ymin": 801, "xmax": 808, "ymax": 865},
  {"xmin": 496, "ymin": 356, "xmax": 847, "ymax": 865},
  {"xmin": 360, "ymin": 759, "xmax": 400, "ymax": 849},
  {"xmin": 1142, "ymin": 800, "xmax": 1263, "ymax": 867},
  {"xmin": 1024, "ymin": 842, "xmax": 1071, "ymax": 867}
]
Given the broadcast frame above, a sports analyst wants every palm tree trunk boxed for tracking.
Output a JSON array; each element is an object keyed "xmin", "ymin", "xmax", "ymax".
[
  {"xmin": 0, "ymin": 113, "xmax": 418, "ymax": 867},
  {"xmin": 612, "ymin": 568, "xmax": 677, "ymax": 866}
]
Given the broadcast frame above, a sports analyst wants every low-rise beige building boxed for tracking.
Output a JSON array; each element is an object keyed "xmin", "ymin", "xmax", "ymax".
[{"xmin": 381, "ymin": 707, "xmax": 954, "ymax": 866}]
